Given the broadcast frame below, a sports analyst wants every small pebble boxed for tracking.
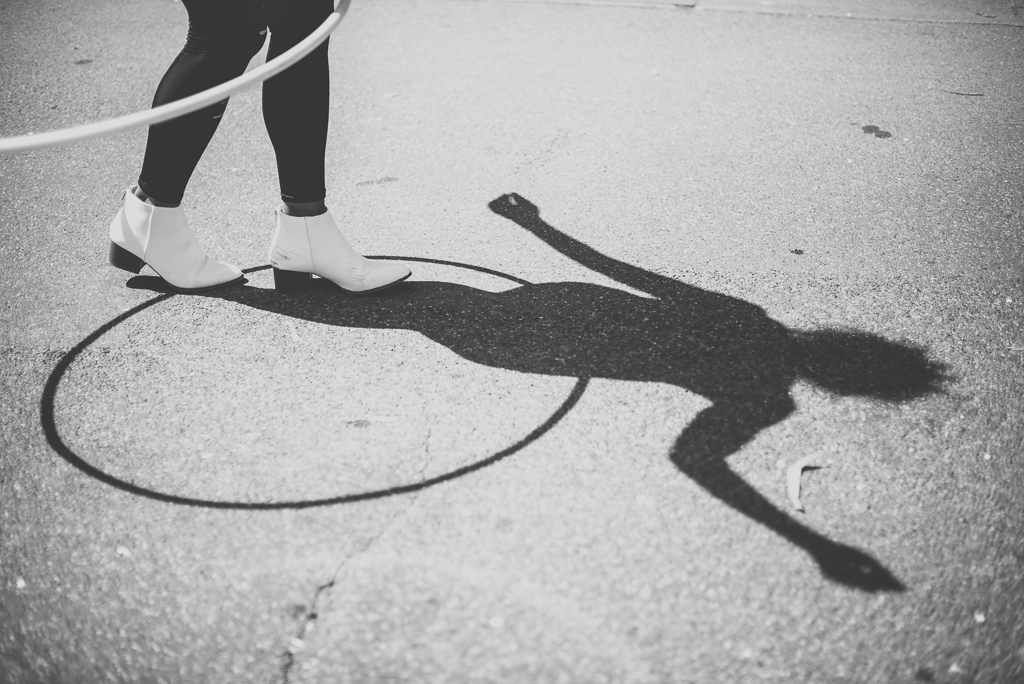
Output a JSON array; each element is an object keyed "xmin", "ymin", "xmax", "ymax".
[
  {"xmin": 983, "ymin": 453, "xmax": 991, "ymax": 461},
  {"xmin": 488, "ymin": 616, "xmax": 505, "ymax": 629},
  {"xmin": 116, "ymin": 546, "xmax": 131, "ymax": 558},
  {"xmin": 974, "ymin": 611, "xmax": 986, "ymax": 623},
  {"xmin": 16, "ymin": 577, "xmax": 26, "ymax": 589},
  {"xmin": 288, "ymin": 637, "xmax": 306, "ymax": 654}
]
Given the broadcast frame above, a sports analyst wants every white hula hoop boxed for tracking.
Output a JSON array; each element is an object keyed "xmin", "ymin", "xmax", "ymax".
[{"xmin": 0, "ymin": 6, "xmax": 346, "ymax": 155}]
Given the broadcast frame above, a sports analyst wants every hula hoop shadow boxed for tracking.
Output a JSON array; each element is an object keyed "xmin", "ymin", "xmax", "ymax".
[{"xmin": 40, "ymin": 258, "xmax": 589, "ymax": 510}]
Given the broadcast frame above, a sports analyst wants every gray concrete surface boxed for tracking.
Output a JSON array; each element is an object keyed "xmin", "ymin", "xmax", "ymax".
[{"xmin": 1, "ymin": 0, "xmax": 1022, "ymax": 682}]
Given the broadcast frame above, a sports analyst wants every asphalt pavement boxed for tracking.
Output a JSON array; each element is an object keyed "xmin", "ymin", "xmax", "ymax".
[{"xmin": 1, "ymin": 0, "xmax": 1022, "ymax": 682}]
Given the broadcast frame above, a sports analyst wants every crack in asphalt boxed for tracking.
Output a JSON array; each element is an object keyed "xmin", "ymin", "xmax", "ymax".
[
  {"xmin": 514, "ymin": 129, "xmax": 570, "ymax": 172},
  {"xmin": 280, "ymin": 576, "xmax": 335, "ymax": 684},
  {"xmin": 420, "ymin": 425, "xmax": 435, "ymax": 475},
  {"xmin": 278, "ymin": 499, "xmax": 422, "ymax": 684}
]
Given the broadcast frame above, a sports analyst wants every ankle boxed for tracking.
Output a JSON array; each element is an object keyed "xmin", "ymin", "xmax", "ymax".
[
  {"xmin": 282, "ymin": 199, "xmax": 327, "ymax": 217},
  {"xmin": 133, "ymin": 186, "xmax": 179, "ymax": 208}
]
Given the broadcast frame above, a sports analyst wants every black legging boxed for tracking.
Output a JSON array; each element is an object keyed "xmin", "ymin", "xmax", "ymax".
[{"xmin": 138, "ymin": 0, "xmax": 333, "ymax": 205}]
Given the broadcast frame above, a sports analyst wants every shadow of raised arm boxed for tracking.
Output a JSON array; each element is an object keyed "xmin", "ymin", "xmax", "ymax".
[{"xmin": 489, "ymin": 193, "xmax": 697, "ymax": 300}]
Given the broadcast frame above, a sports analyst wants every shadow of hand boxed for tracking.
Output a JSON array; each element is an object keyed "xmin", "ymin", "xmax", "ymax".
[
  {"xmin": 813, "ymin": 541, "xmax": 906, "ymax": 592},
  {"xmin": 489, "ymin": 193, "xmax": 541, "ymax": 224}
]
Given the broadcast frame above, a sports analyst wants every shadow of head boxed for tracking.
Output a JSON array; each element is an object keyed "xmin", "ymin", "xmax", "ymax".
[{"xmin": 790, "ymin": 328, "xmax": 950, "ymax": 401}]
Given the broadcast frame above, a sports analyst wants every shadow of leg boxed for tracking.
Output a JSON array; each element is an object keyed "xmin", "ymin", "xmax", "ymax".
[{"xmin": 670, "ymin": 397, "xmax": 905, "ymax": 592}]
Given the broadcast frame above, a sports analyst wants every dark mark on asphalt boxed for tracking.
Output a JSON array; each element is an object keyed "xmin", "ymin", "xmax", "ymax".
[
  {"xmin": 356, "ymin": 176, "xmax": 398, "ymax": 186},
  {"xmin": 862, "ymin": 125, "xmax": 892, "ymax": 139},
  {"xmin": 791, "ymin": 249, "xmax": 804, "ymax": 255},
  {"xmin": 940, "ymin": 89, "xmax": 984, "ymax": 97},
  {"xmin": 74, "ymin": 59, "xmax": 94, "ymax": 65}
]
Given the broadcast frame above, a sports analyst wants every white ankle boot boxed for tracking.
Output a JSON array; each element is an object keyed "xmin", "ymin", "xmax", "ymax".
[
  {"xmin": 268, "ymin": 209, "xmax": 411, "ymax": 294},
  {"xmin": 108, "ymin": 188, "xmax": 243, "ymax": 293}
]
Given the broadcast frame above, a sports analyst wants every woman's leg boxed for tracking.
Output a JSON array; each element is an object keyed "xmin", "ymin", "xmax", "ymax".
[
  {"xmin": 262, "ymin": 0, "xmax": 410, "ymax": 294},
  {"xmin": 109, "ymin": 0, "xmax": 264, "ymax": 292},
  {"xmin": 137, "ymin": 0, "xmax": 267, "ymax": 206},
  {"xmin": 262, "ymin": 0, "xmax": 333, "ymax": 216}
]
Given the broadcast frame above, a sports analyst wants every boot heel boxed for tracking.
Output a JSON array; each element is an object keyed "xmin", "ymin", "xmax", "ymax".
[
  {"xmin": 273, "ymin": 268, "xmax": 313, "ymax": 291},
  {"xmin": 109, "ymin": 241, "xmax": 144, "ymax": 274}
]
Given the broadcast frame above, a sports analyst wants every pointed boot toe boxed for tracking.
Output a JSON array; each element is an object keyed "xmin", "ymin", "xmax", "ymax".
[
  {"xmin": 184, "ymin": 255, "xmax": 245, "ymax": 292},
  {"xmin": 108, "ymin": 188, "xmax": 244, "ymax": 294},
  {"xmin": 358, "ymin": 260, "xmax": 412, "ymax": 294},
  {"xmin": 268, "ymin": 209, "xmax": 410, "ymax": 294}
]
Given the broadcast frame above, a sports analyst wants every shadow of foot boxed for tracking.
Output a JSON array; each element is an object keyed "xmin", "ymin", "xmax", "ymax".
[
  {"xmin": 126, "ymin": 274, "xmax": 250, "ymax": 294},
  {"xmin": 813, "ymin": 540, "xmax": 906, "ymax": 592}
]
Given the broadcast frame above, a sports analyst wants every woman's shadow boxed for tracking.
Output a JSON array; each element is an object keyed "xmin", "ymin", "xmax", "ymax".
[{"xmin": 183, "ymin": 193, "xmax": 947, "ymax": 592}]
